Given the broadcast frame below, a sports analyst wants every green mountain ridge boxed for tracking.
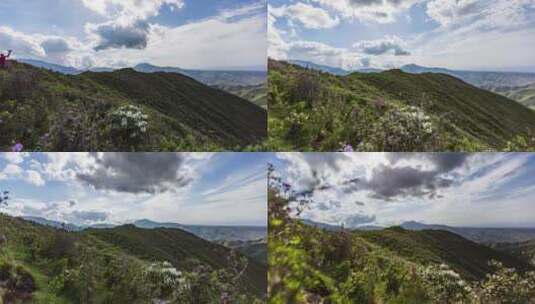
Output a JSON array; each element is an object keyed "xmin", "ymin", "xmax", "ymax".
[
  {"xmin": 491, "ymin": 83, "xmax": 535, "ymax": 109},
  {"xmin": 288, "ymin": 60, "xmax": 535, "ymax": 110},
  {"xmin": 269, "ymin": 59, "xmax": 535, "ymax": 151},
  {"xmin": 0, "ymin": 61, "xmax": 267, "ymax": 151},
  {"xmin": 0, "ymin": 214, "xmax": 266, "ymax": 303},
  {"xmin": 358, "ymin": 227, "xmax": 533, "ymax": 281},
  {"xmin": 85, "ymin": 225, "xmax": 267, "ymax": 295}
]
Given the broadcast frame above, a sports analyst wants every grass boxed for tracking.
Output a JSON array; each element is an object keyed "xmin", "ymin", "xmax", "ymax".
[
  {"xmin": 0, "ymin": 61, "xmax": 267, "ymax": 152},
  {"xmin": 268, "ymin": 59, "xmax": 535, "ymax": 151}
]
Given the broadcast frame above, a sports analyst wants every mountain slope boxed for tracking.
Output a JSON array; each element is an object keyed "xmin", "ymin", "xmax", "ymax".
[
  {"xmin": 0, "ymin": 61, "xmax": 266, "ymax": 151},
  {"xmin": 494, "ymin": 83, "xmax": 535, "ymax": 109},
  {"xmin": 85, "ymin": 225, "xmax": 267, "ymax": 295},
  {"xmin": 493, "ymin": 240, "xmax": 535, "ymax": 266},
  {"xmin": 214, "ymin": 84, "xmax": 267, "ymax": 108},
  {"xmin": 269, "ymin": 59, "xmax": 535, "ymax": 151},
  {"xmin": 0, "ymin": 214, "xmax": 266, "ymax": 302},
  {"xmin": 358, "ymin": 227, "xmax": 533, "ymax": 280}
]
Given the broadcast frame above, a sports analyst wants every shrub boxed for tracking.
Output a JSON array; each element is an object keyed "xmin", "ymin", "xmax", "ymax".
[{"xmin": 109, "ymin": 105, "xmax": 149, "ymax": 150}]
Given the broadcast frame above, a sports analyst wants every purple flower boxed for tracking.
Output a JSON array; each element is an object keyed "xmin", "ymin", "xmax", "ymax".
[
  {"xmin": 11, "ymin": 143, "xmax": 23, "ymax": 152},
  {"xmin": 342, "ymin": 144, "xmax": 354, "ymax": 152}
]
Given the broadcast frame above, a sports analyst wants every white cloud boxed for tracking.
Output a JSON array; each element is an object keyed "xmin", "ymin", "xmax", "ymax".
[
  {"xmin": 311, "ymin": 0, "xmax": 420, "ymax": 24},
  {"xmin": 270, "ymin": 3, "xmax": 339, "ymax": 29},
  {"xmin": 25, "ymin": 170, "xmax": 45, "ymax": 187},
  {"xmin": 1, "ymin": 164, "xmax": 23, "ymax": 178},
  {"xmin": 275, "ymin": 153, "xmax": 535, "ymax": 228},
  {"xmin": 2, "ymin": 153, "xmax": 28, "ymax": 164},
  {"xmin": 0, "ymin": 26, "xmax": 46, "ymax": 58},
  {"xmin": 80, "ymin": 0, "xmax": 184, "ymax": 22}
]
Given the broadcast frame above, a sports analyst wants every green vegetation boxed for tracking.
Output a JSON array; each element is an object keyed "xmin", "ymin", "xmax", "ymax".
[
  {"xmin": 0, "ymin": 214, "xmax": 266, "ymax": 303},
  {"xmin": 216, "ymin": 84, "xmax": 268, "ymax": 109},
  {"xmin": 268, "ymin": 59, "xmax": 535, "ymax": 151},
  {"xmin": 0, "ymin": 61, "xmax": 267, "ymax": 152},
  {"xmin": 493, "ymin": 240, "xmax": 535, "ymax": 266},
  {"xmin": 491, "ymin": 83, "xmax": 535, "ymax": 110},
  {"xmin": 268, "ymin": 167, "xmax": 535, "ymax": 303}
]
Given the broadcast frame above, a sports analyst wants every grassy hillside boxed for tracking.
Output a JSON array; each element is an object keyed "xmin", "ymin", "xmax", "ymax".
[
  {"xmin": 0, "ymin": 214, "xmax": 265, "ymax": 303},
  {"xmin": 269, "ymin": 59, "xmax": 535, "ymax": 151},
  {"xmin": 215, "ymin": 84, "xmax": 268, "ymax": 109},
  {"xmin": 268, "ymin": 184, "xmax": 535, "ymax": 303},
  {"xmin": 493, "ymin": 240, "xmax": 535, "ymax": 266},
  {"xmin": 0, "ymin": 61, "xmax": 266, "ymax": 152},
  {"xmin": 217, "ymin": 239, "xmax": 268, "ymax": 265},
  {"xmin": 492, "ymin": 83, "xmax": 535, "ymax": 109},
  {"xmin": 86, "ymin": 225, "xmax": 267, "ymax": 295},
  {"xmin": 358, "ymin": 227, "xmax": 532, "ymax": 281}
]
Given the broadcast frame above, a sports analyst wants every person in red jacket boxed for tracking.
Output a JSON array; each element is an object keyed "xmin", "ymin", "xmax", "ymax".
[{"xmin": 0, "ymin": 50, "xmax": 12, "ymax": 69}]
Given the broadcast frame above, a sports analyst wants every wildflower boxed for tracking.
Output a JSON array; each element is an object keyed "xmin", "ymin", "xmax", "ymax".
[
  {"xmin": 341, "ymin": 144, "xmax": 354, "ymax": 152},
  {"xmin": 11, "ymin": 143, "xmax": 23, "ymax": 152}
]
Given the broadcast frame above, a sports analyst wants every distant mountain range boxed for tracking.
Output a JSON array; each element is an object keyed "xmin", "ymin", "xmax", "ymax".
[
  {"xmin": 302, "ymin": 218, "xmax": 535, "ymax": 244},
  {"xmin": 288, "ymin": 60, "xmax": 382, "ymax": 75},
  {"xmin": 22, "ymin": 216, "xmax": 266, "ymax": 242},
  {"xmin": 288, "ymin": 60, "xmax": 535, "ymax": 108},
  {"xmin": 399, "ymin": 221, "xmax": 535, "ymax": 244},
  {"xmin": 19, "ymin": 59, "xmax": 266, "ymax": 87}
]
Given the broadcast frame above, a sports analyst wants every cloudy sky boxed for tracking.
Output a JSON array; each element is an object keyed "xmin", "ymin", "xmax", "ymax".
[
  {"xmin": 272, "ymin": 153, "xmax": 535, "ymax": 228},
  {"xmin": 269, "ymin": 0, "xmax": 535, "ymax": 72},
  {"xmin": 0, "ymin": 153, "xmax": 267, "ymax": 226},
  {"xmin": 0, "ymin": 0, "xmax": 266, "ymax": 70}
]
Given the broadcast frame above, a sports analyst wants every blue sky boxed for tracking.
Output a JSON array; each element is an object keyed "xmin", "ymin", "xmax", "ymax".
[
  {"xmin": 0, "ymin": 153, "xmax": 268, "ymax": 226},
  {"xmin": 269, "ymin": 0, "xmax": 535, "ymax": 72},
  {"xmin": 271, "ymin": 153, "xmax": 535, "ymax": 228},
  {"xmin": 0, "ymin": 0, "xmax": 266, "ymax": 70}
]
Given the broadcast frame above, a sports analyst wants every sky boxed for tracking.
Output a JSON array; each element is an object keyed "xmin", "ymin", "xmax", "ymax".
[
  {"xmin": 268, "ymin": 0, "xmax": 535, "ymax": 72},
  {"xmin": 0, "ymin": 0, "xmax": 266, "ymax": 70},
  {"xmin": 0, "ymin": 152, "xmax": 268, "ymax": 226},
  {"xmin": 271, "ymin": 153, "xmax": 535, "ymax": 228}
]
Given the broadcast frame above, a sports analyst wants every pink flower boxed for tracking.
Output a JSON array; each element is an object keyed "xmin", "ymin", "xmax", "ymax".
[
  {"xmin": 342, "ymin": 144, "xmax": 354, "ymax": 152},
  {"xmin": 11, "ymin": 143, "xmax": 23, "ymax": 152}
]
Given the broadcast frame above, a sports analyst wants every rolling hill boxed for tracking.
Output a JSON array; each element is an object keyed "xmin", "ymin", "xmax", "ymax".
[
  {"xmin": 85, "ymin": 225, "xmax": 267, "ymax": 295},
  {"xmin": 269, "ymin": 59, "xmax": 535, "ymax": 151},
  {"xmin": 21, "ymin": 217, "xmax": 267, "ymax": 242},
  {"xmin": 288, "ymin": 60, "xmax": 535, "ymax": 109},
  {"xmin": 358, "ymin": 227, "xmax": 533, "ymax": 281},
  {"xmin": 493, "ymin": 240, "xmax": 535, "ymax": 266},
  {"xmin": 19, "ymin": 59, "xmax": 267, "ymax": 87},
  {"xmin": 0, "ymin": 214, "xmax": 266, "ymax": 303},
  {"xmin": 214, "ymin": 84, "xmax": 267, "ymax": 108},
  {"xmin": 493, "ymin": 83, "xmax": 535, "ymax": 109},
  {"xmin": 0, "ymin": 61, "xmax": 266, "ymax": 151}
]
